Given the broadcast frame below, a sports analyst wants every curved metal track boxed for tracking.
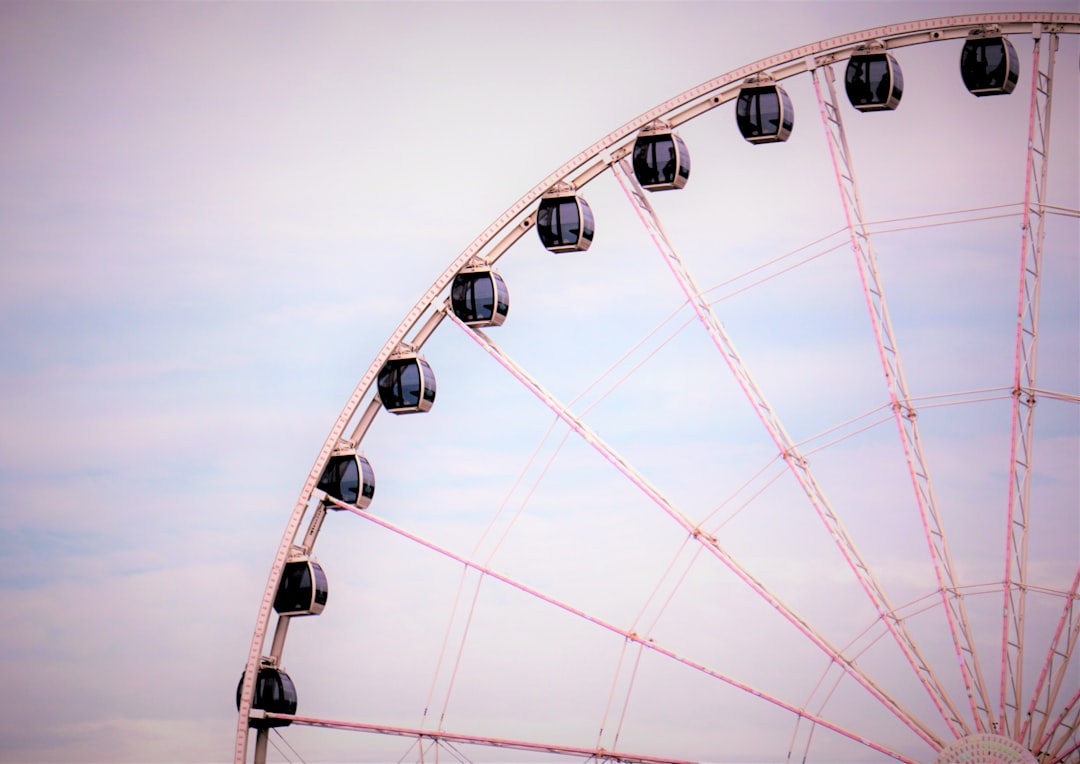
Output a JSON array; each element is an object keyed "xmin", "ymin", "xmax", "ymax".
[{"xmin": 236, "ymin": 12, "xmax": 1080, "ymax": 764}]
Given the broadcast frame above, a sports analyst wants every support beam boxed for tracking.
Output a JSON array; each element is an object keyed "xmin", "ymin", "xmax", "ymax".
[
  {"xmin": 447, "ymin": 309, "xmax": 941, "ymax": 751},
  {"xmin": 1022, "ymin": 569, "xmax": 1080, "ymax": 750},
  {"xmin": 1001, "ymin": 29, "xmax": 1059, "ymax": 738},
  {"xmin": 811, "ymin": 59, "xmax": 993, "ymax": 733},
  {"xmin": 275, "ymin": 714, "xmax": 699, "ymax": 764},
  {"xmin": 610, "ymin": 152, "xmax": 948, "ymax": 748},
  {"xmin": 331, "ymin": 494, "xmax": 923, "ymax": 764}
]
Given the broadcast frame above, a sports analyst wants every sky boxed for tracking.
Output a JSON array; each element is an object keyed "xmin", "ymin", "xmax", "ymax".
[{"xmin": 0, "ymin": 1, "xmax": 1078, "ymax": 763}]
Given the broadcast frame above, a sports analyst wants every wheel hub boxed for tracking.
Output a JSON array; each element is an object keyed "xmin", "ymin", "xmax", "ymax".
[{"xmin": 935, "ymin": 734, "xmax": 1038, "ymax": 764}]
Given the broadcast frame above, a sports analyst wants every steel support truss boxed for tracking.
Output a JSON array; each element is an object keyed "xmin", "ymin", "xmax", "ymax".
[
  {"xmin": 236, "ymin": 15, "xmax": 1080, "ymax": 763},
  {"xmin": 607, "ymin": 158, "xmax": 944, "ymax": 748},
  {"xmin": 1022, "ymin": 570, "xmax": 1080, "ymax": 759},
  {"xmin": 809, "ymin": 60, "xmax": 994, "ymax": 734},
  {"xmin": 268, "ymin": 713, "xmax": 700, "ymax": 764},
  {"xmin": 1001, "ymin": 27, "xmax": 1060, "ymax": 741}
]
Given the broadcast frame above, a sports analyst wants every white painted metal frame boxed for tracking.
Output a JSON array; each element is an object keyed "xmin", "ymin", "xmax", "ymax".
[
  {"xmin": 606, "ymin": 157, "xmax": 941, "ymax": 749},
  {"xmin": 447, "ymin": 307, "xmax": 933, "ymax": 754},
  {"xmin": 333, "ymin": 492, "xmax": 922, "ymax": 763},
  {"xmin": 1021, "ymin": 571, "xmax": 1080, "ymax": 755},
  {"xmin": 1000, "ymin": 26, "xmax": 1059, "ymax": 740},
  {"xmin": 809, "ymin": 59, "xmax": 987, "ymax": 736},
  {"xmin": 236, "ymin": 13, "xmax": 1080, "ymax": 764}
]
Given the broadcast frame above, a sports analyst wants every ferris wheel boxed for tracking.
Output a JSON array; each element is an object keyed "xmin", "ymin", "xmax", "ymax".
[{"xmin": 235, "ymin": 12, "xmax": 1080, "ymax": 764}]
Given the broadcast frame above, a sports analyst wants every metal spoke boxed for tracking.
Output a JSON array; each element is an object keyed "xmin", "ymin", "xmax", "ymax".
[
  {"xmin": 811, "ymin": 59, "xmax": 993, "ymax": 733},
  {"xmin": 1001, "ymin": 28, "xmax": 1060, "ymax": 738},
  {"xmin": 1041, "ymin": 686, "xmax": 1080, "ymax": 763},
  {"xmin": 277, "ymin": 713, "xmax": 699, "ymax": 764},
  {"xmin": 1023, "ymin": 569, "xmax": 1080, "ymax": 749},
  {"xmin": 447, "ymin": 308, "xmax": 942, "ymax": 750},
  {"xmin": 611, "ymin": 155, "xmax": 955, "ymax": 746},
  {"xmin": 327, "ymin": 495, "xmax": 922, "ymax": 764},
  {"xmin": 236, "ymin": 14, "xmax": 1080, "ymax": 762}
]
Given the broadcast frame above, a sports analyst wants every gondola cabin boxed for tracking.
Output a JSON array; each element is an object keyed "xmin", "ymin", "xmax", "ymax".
[
  {"xmin": 845, "ymin": 50, "xmax": 903, "ymax": 111},
  {"xmin": 451, "ymin": 268, "xmax": 509, "ymax": 327},
  {"xmin": 536, "ymin": 191, "xmax": 594, "ymax": 253},
  {"xmin": 632, "ymin": 129, "xmax": 691, "ymax": 191},
  {"xmin": 274, "ymin": 559, "xmax": 328, "ymax": 616},
  {"xmin": 236, "ymin": 667, "xmax": 297, "ymax": 728},
  {"xmin": 318, "ymin": 451, "xmax": 375, "ymax": 508},
  {"xmin": 736, "ymin": 79, "xmax": 794, "ymax": 144},
  {"xmin": 960, "ymin": 34, "xmax": 1019, "ymax": 96},
  {"xmin": 377, "ymin": 355, "xmax": 436, "ymax": 414}
]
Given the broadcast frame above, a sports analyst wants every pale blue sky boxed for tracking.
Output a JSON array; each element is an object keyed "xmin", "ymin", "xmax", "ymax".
[{"xmin": 1, "ymin": 2, "xmax": 1077, "ymax": 763}]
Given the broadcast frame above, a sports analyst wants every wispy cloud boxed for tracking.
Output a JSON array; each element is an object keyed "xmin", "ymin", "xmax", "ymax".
[{"xmin": 1, "ymin": 1, "xmax": 1077, "ymax": 762}]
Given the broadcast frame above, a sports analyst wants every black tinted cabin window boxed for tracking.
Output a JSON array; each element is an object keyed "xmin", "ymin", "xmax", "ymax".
[
  {"xmin": 538, "ymin": 198, "xmax": 580, "ymax": 248},
  {"xmin": 634, "ymin": 135, "xmax": 680, "ymax": 186},
  {"xmin": 338, "ymin": 459, "xmax": 359, "ymax": 502},
  {"xmin": 319, "ymin": 456, "xmax": 359, "ymax": 503},
  {"xmin": 738, "ymin": 88, "xmax": 781, "ymax": 136},
  {"xmin": 311, "ymin": 565, "xmax": 329, "ymax": 606},
  {"xmin": 276, "ymin": 563, "xmax": 311, "ymax": 613},
  {"xmin": 258, "ymin": 673, "xmax": 279, "ymax": 704},
  {"xmin": 579, "ymin": 203, "xmax": 594, "ymax": 240},
  {"xmin": 633, "ymin": 140, "xmax": 656, "ymax": 186},
  {"xmin": 379, "ymin": 362, "xmax": 421, "ymax": 408},
  {"xmin": 962, "ymin": 39, "xmax": 1014, "ymax": 92},
  {"xmin": 359, "ymin": 459, "xmax": 375, "ymax": 500},
  {"xmin": 421, "ymin": 364, "xmax": 437, "ymax": 403},
  {"xmin": 453, "ymin": 273, "xmax": 495, "ymax": 322},
  {"xmin": 847, "ymin": 58, "xmax": 891, "ymax": 105},
  {"xmin": 558, "ymin": 201, "xmax": 580, "ymax": 244}
]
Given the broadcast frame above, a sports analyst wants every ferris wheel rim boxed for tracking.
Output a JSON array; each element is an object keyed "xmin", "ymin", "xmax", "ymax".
[
  {"xmin": 299, "ymin": 10, "xmax": 1080, "ymax": 468},
  {"xmin": 236, "ymin": 12, "xmax": 1080, "ymax": 764}
]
